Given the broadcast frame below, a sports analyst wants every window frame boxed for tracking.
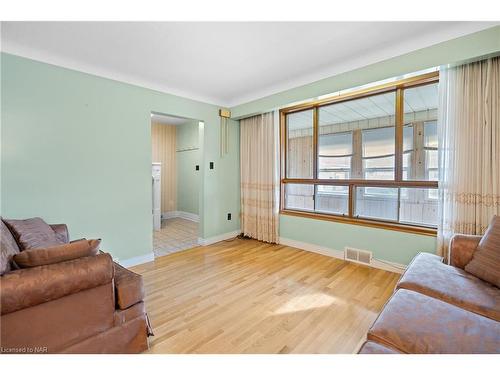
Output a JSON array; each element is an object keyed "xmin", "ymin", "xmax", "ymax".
[{"xmin": 279, "ymin": 71, "xmax": 439, "ymax": 236}]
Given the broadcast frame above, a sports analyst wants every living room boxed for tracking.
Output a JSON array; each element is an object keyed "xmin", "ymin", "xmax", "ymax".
[{"xmin": 1, "ymin": 1, "xmax": 499, "ymax": 373}]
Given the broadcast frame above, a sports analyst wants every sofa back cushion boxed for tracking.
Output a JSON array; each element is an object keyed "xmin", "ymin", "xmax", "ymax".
[
  {"xmin": 465, "ymin": 215, "xmax": 500, "ymax": 287},
  {"xmin": 13, "ymin": 239, "xmax": 101, "ymax": 268},
  {"xmin": 0, "ymin": 220, "xmax": 20, "ymax": 275},
  {"xmin": 3, "ymin": 217, "xmax": 62, "ymax": 250}
]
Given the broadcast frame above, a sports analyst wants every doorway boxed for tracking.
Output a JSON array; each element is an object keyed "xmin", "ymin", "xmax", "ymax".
[{"xmin": 151, "ymin": 112, "xmax": 202, "ymax": 257}]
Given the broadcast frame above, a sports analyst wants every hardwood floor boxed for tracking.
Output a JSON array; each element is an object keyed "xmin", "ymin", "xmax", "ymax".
[{"xmin": 131, "ymin": 238, "xmax": 400, "ymax": 354}]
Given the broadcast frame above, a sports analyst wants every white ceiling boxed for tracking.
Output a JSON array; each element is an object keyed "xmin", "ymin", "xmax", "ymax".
[
  {"xmin": 1, "ymin": 22, "xmax": 497, "ymax": 107},
  {"xmin": 150, "ymin": 113, "xmax": 191, "ymax": 126}
]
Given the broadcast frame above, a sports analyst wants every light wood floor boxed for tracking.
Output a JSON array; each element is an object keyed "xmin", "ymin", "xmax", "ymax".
[{"xmin": 132, "ymin": 238, "xmax": 399, "ymax": 354}]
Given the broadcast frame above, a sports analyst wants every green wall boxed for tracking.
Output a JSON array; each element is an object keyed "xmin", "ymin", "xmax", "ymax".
[
  {"xmin": 1, "ymin": 53, "xmax": 240, "ymax": 262},
  {"xmin": 280, "ymin": 215, "xmax": 436, "ymax": 265},
  {"xmin": 176, "ymin": 120, "xmax": 200, "ymax": 215},
  {"xmin": 231, "ymin": 26, "xmax": 500, "ymax": 265}
]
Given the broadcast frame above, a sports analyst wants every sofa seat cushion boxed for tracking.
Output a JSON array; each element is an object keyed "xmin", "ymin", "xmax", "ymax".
[
  {"xmin": 113, "ymin": 262, "xmax": 145, "ymax": 310},
  {"xmin": 396, "ymin": 252, "xmax": 500, "ymax": 321},
  {"xmin": 358, "ymin": 341, "xmax": 401, "ymax": 354},
  {"xmin": 368, "ymin": 289, "xmax": 500, "ymax": 354}
]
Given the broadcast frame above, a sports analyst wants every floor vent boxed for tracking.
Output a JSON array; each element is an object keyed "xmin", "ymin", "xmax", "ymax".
[{"xmin": 344, "ymin": 247, "xmax": 373, "ymax": 265}]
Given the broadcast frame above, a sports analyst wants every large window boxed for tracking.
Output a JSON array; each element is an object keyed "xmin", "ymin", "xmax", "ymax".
[{"xmin": 281, "ymin": 72, "xmax": 439, "ymax": 234}]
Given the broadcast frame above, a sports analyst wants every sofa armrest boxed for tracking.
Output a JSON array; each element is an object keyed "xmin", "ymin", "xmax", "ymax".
[
  {"xmin": 449, "ymin": 234, "xmax": 482, "ymax": 269},
  {"xmin": 113, "ymin": 262, "xmax": 145, "ymax": 310},
  {"xmin": 50, "ymin": 223, "xmax": 69, "ymax": 243},
  {"xmin": 1, "ymin": 253, "xmax": 114, "ymax": 315}
]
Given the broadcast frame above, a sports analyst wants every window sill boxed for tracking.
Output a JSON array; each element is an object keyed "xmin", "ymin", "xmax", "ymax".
[{"xmin": 280, "ymin": 209, "xmax": 437, "ymax": 237}]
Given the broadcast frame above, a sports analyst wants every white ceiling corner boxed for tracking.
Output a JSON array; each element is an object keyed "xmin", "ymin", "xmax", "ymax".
[{"xmin": 1, "ymin": 21, "xmax": 498, "ymax": 108}]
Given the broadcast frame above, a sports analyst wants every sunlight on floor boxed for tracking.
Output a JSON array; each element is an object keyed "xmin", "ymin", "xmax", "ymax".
[{"xmin": 272, "ymin": 293, "xmax": 344, "ymax": 315}]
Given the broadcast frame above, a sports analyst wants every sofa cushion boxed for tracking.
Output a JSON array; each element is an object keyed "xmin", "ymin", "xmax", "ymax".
[
  {"xmin": 1, "ymin": 253, "xmax": 114, "ymax": 315},
  {"xmin": 368, "ymin": 289, "xmax": 500, "ymax": 354},
  {"xmin": 358, "ymin": 341, "xmax": 401, "ymax": 354},
  {"xmin": 4, "ymin": 217, "xmax": 62, "ymax": 250},
  {"xmin": 1, "ymin": 220, "xmax": 20, "ymax": 275},
  {"xmin": 397, "ymin": 252, "xmax": 500, "ymax": 321},
  {"xmin": 465, "ymin": 215, "xmax": 500, "ymax": 287},
  {"xmin": 13, "ymin": 239, "xmax": 101, "ymax": 268},
  {"xmin": 449, "ymin": 234, "xmax": 482, "ymax": 269},
  {"xmin": 50, "ymin": 224, "xmax": 70, "ymax": 244},
  {"xmin": 113, "ymin": 262, "xmax": 145, "ymax": 310}
]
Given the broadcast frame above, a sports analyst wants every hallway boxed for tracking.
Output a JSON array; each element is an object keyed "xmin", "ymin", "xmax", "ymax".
[{"xmin": 153, "ymin": 218, "xmax": 198, "ymax": 257}]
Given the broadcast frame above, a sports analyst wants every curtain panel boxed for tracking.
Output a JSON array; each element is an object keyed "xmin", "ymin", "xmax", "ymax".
[
  {"xmin": 438, "ymin": 56, "xmax": 500, "ymax": 259},
  {"xmin": 240, "ymin": 112, "xmax": 279, "ymax": 243}
]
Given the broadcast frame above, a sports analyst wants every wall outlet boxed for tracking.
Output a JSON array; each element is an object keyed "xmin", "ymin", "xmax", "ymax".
[
  {"xmin": 227, "ymin": 213, "xmax": 231, "ymax": 220},
  {"xmin": 209, "ymin": 161, "xmax": 214, "ymax": 169},
  {"xmin": 195, "ymin": 165, "xmax": 199, "ymax": 170}
]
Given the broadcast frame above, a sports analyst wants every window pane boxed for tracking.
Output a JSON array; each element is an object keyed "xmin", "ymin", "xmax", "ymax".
[
  {"xmin": 399, "ymin": 188, "xmax": 438, "ymax": 226},
  {"xmin": 319, "ymin": 132, "xmax": 352, "ymax": 156},
  {"xmin": 403, "ymin": 152, "xmax": 412, "ymax": 180},
  {"xmin": 355, "ymin": 187, "xmax": 398, "ymax": 221},
  {"xmin": 284, "ymin": 183, "xmax": 314, "ymax": 211},
  {"xmin": 318, "ymin": 132, "xmax": 352, "ymax": 179},
  {"xmin": 403, "ymin": 125, "xmax": 413, "ymax": 152},
  {"xmin": 363, "ymin": 155, "xmax": 394, "ymax": 180},
  {"xmin": 318, "ymin": 161, "xmax": 352, "ymax": 179},
  {"xmin": 363, "ymin": 127, "xmax": 395, "ymax": 158},
  {"xmin": 403, "ymin": 83, "xmax": 438, "ymax": 181},
  {"xmin": 403, "ymin": 124, "xmax": 414, "ymax": 179},
  {"xmin": 403, "ymin": 83, "xmax": 438, "ymax": 124},
  {"xmin": 424, "ymin": 121, "xmax": 437, "ymax": 148},
  {"xmin": 315, "ymin": 185, "xmax": 349, "ymax": 215},
  {"xmin": 362, "ymin": 126, "xmax": 395, "ymax": 180},
  {"xmin": 286, "ymin": 110, "xmax": 313, "ymax": 178},
  {"xmin": 320, "ymin": 91, "xmax": 395, "ymax": 180},
  {"xmin": 424, "ymin": 120, "xmax": 438, "ymax": 182}
]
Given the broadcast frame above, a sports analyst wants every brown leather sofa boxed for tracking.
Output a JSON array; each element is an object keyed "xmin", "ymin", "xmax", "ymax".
[
  {"xmin": 358, "ymin": 233, "xmax": 500, "ymax": 354},
  {"xmin": 0, "ymin": 219, "xmax": 152, "ymax": 354}
]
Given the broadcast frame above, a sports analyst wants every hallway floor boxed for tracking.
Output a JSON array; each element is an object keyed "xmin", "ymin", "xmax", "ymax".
[{"xmin": 153, "ymin": 218, "xmax": 198, "ymax": 257}]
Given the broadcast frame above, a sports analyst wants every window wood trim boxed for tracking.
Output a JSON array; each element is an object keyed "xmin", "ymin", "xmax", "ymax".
[
  {"xmin": 280, "ymin": 71, "xmax": 439, "ymax": 115},
  {"xmin": 279, "ymin": 72, "xmax": 439, "ymax": 236}
]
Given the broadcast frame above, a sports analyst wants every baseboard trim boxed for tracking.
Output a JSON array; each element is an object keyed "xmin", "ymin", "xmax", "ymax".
[
  {"xmin": 278, "ymin": 237, "xmax": 406, "ymax": 274},
  {"xmin": 162, "ymin": 211, "xmax": 199, "ymax": 222},
  {"xmin": 198, "ymin": 230, "xmax": 241, "ymax": 246},
  {"xmin": 178, "ymin": 211, "xmax": 199, "ymax": 222},
  {"xmin": 117, "ymin": 252, "xmax": 155, "ymax": 268}
]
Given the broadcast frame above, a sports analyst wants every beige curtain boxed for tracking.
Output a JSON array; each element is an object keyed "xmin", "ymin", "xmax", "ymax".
[
  {"xmin": 240, "ymin": 112, "xmax": 279, "ymax": 243},
  {"xmin": 438, "ymin": 56, "xmax": 500, "ymax": 259}
]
